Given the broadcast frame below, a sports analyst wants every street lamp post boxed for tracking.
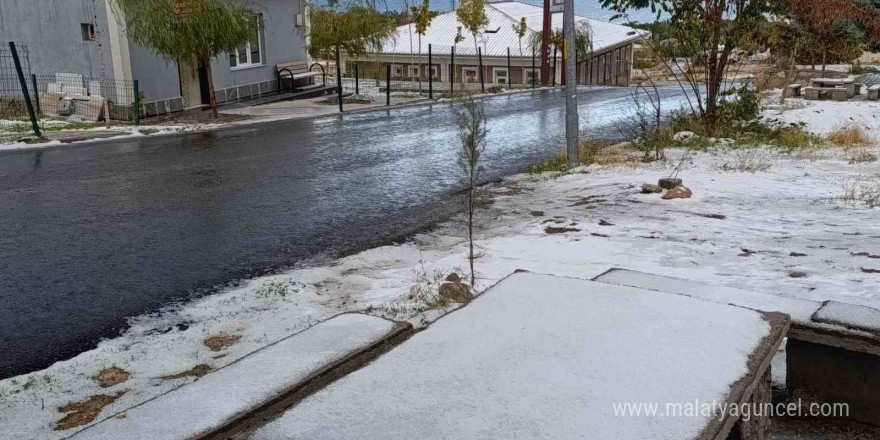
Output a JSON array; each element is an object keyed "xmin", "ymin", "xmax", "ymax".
[{"xmin": 563, "ymin": 0, "xmax": 578, "ymax": 169}]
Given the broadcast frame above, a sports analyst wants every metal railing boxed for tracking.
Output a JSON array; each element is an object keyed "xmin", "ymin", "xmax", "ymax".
[{"xmin": 1, "ymin": 42, "xmax": 141, "ymax": 143}]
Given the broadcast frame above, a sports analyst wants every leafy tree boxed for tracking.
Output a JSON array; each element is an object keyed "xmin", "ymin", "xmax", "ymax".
[
  {"xmin": 456, "ymin": 0, "xmax": 489, "ymax": 56},
  {"xmin": 787, "ymin": 0, "xmax": 880, "ymax": 70},
  {"xmin": 603, "ymin": 0, "xmax": 880, "ymax": 131},
  {"xmin": 306, "ymin": 0, "xmax": 397, "ymax": 59},
  {"xmin": 603, "ymin": 0, "xmax": 784, "ymax": 131},
  {"xmin": 411, "ymin": 0, "xmax": 440, "ymax": 91},
  {"xmin": 529, "ymin": 23, "xmax": 592, "ymax": 83},
  {"xmin": 118, "ymin": 0, "xmax": 261, "ymax": 118},
  {"xmin": 513, "ymin": 17, "xmax": 530, "ymax": 84}
]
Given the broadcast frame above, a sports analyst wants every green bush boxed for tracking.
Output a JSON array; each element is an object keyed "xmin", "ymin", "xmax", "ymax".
[{"xmin": 849, "ymin": 60, "xmax": 879, "ymax": 75}]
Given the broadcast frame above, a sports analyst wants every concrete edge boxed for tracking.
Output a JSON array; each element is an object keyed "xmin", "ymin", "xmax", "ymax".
[
  {"xmin": 198, "ymin": 318, "xmax": 414, "ymax": 440},
  {"xmin": 700, "ymin": 311, "xmax": 791, "ymax": 440},
  {"xmin": 593, "ymin": 268, "xmax": 880, "ymax": 357}
]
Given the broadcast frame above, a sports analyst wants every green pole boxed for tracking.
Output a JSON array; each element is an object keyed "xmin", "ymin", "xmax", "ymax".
[{"xmin": 9, "ymin": 42, "xmax": 41, "ymax": 137}]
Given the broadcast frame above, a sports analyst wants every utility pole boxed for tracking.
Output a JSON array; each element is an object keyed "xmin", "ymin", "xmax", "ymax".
[
  {"xmin": 563, "ymin": 0, "xmax": 578, "ymax": 168},
  {"xmin": 540, "ymin": 0, "xmax": 551, "ymax": 86}
]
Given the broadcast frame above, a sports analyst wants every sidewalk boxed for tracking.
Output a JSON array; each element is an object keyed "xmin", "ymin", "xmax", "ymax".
[{"xmin": 0, "ymin": 86, "xmax": 559, "ymax": 151}]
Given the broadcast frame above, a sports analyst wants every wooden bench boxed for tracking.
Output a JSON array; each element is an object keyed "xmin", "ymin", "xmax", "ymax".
[
  {"xmin": 868, "ymin": 84, "xmax": 880, "ymax": 101},
  {"xmin": 276, "ymin": 61, "xmax": 322, "ymax": 91},
  {"xmin": 784, "ymin": 83, "xmax": 802, "ymax": 98}
]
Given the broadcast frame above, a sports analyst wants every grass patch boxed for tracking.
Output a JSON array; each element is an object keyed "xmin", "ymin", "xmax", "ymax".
[
  {"xmin": 254, "ymin": 278, "xmax": 302, "ymax": 300},
  {"xmin": 848, "ymin": 149, "xmax": 878, "ymax": 164},
  {"xmin": 373, "ymin": 263, "xmax": 465, "ymax": 319},
  {"xmin": 528, "ymin": 141, "xmax": 638, "ymax": 174},
  {"xmin": 203, "ymin": 333, "xmax": 241, "ymax": 352},
  {"xmin": 92, "ymin": 366, "xmax": 130, "ymax": 388},
  {"xmin": 721, "ymin": 147, "xmax": 773, "ymax": 172},
  {"xmin": 55, "ymin": 392, "xmax": 125, "ymax": 431},
  {"xmin": 843, "ymin": 174, "xmax": 880, "ymax": 207},
  {"xmin": 160, "ymin": 364, "xmax": 212, "ymax": 380},
  {"xmin": 828, "ymin": 126, "xmax": 874, "ymax": 147}
]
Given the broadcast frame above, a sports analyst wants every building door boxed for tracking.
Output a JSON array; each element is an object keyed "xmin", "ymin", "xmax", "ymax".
[
  {"xmin": 197, "ymin": 64, "xmax": 211, "ymax": 105},
  {"xmin": 178, "ymin": 60, "xmax": 204, "ymax": 109}
]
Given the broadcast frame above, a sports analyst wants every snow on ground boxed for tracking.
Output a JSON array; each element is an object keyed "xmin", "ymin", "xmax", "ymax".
[
  {"xmin": 0, "ymin": 122, "xmax": 223, "ymax": 152},
  {"xmin": 2, "ymin": 142, "xmax": 880, "ymax": 439},
  {"xmin": 762, "ymin": 92, "xmax": 880, "ymax": 135},
  {"xmin": 250, "ymin": 272, "xmax": 772, "ymax": 440},
  {"xmin": 73, "ymin": 314, "xmax": 396, "ymax": 440}
]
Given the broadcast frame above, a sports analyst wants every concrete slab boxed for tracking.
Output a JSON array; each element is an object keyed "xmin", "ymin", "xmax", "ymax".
[
  {"xmin": 812, "ymin": 301, "xmax": 880, "ymax": 337},
  {"xmin": 593, "ymin": 268, "xmax": 880, "ymax": 427},
  {"xmin": 593, "ymin": 268, "xmax": 880, "ymax": 356},
  {"xmin": 69, "ymin": 313, "xmax": 411, "ymax": 440},
  {"xmin": 250, "ymin": 272, "xmax": 787, "ymax": 440}
]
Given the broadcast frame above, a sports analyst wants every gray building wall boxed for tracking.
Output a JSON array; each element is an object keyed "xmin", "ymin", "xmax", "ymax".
[
  {"xmin": 2, "ymin": 0, "xmax": 308, "ymax": 115},
  {"xmin": 128, "ymin": 43, "xmax": 180, "ymax": 103},
  {"xmin": 0, "ymin": 0, "xmax": 116, "ymax": 79},
  {"xmin": 210, "ymin": 0, "xmax": 308, "ymax": 103}
]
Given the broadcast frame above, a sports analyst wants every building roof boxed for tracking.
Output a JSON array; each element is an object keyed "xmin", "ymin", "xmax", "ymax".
[{"xmin": 376, "ymin": 1, "xmax": 642, "ymax": 57}]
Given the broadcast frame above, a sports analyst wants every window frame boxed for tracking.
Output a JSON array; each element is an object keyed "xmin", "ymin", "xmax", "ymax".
[
  {"xmin": 462, "ymin": 67, "xmax": 479, "ymax": 84},
  {"xmin": 391, "ymin": 64, "xmax": 404, "ymax": 78},
  {"xmin": 429, "ymin": 65, "xmax": 440, "ymax": 80},
  {"xmin": 408, "ymin": 65, "xmax": 420, "ymax": 78},
  {"xmin": 524, "ymin": 68, "xmax": 540, "ymax": 84},
  {"xmin": 229, "ymin": 14, "xmax": 265, "ymax": 70},
  {"xmin": 493, "ymin": 67, "xmax": 509, "ymax": 85}
]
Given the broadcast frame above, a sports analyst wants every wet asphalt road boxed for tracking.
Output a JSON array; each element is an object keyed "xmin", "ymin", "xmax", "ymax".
[{"xmin": 0, "ymin": 86, "xmax": 692, "ymax": 378}]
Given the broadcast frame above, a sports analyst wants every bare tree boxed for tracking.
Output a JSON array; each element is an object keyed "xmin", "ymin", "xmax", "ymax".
[{"xmin": 457, "ymin": 96, "xmax": 487, "ymax": 287}]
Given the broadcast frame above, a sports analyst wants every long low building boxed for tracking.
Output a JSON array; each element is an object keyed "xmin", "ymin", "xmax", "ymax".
[{"xmin": 341, "ymin": 1, "xmax": 644, "ymax": 87}]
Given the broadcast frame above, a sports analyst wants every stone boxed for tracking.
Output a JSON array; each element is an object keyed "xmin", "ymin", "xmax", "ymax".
[
  {"xmin": 658, "ymin": 178, "xmax": 683, "ymax": 190},
  {"xmin": 641, "ymin": 183, "xmax": 663, "ymax": 193},
  {"xmin": 672, "ymin": 131, "xmax": 697, "ymax": 142},
  {"xmin": 438, "ymin": 282, "xmax": 473, "ymax": 304},
  {"xmin": 662, "ymin": 186, "xmax": 692, "ymax": 200}
]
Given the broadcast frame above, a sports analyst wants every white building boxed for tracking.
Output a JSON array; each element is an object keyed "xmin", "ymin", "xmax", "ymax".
[{"xmin": 343, "ymin": 1, "xmax": 643, "ymax": 87}]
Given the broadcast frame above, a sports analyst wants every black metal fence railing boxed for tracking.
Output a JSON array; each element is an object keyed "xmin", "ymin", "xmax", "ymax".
[{"xmin": 1, "ymin": 42, "xmax": 141, "ymax": 143}]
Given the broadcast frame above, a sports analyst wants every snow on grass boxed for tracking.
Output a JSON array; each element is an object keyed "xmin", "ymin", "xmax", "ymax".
[
  {"xmin": 2, "ymin": 144, "xmax": 880, "ymax": 439},
  {"xmin": 252, "ymin": 273, "xmax": 772, "ymax": 440},
  {"xmin": 762, "ymin": 92, "xmax": 880, "ymax": 135},
  {"xmin": 0, "ymin": 121, "xmax": 224, "ymax": 151},
  {"xmin": 72, "ymin": 314, "xmax": 396, "ymax": 440}
]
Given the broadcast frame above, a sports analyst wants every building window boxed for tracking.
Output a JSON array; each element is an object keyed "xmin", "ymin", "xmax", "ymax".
[
  {"xmin": 81, "ymin": 23, "xmax": 96, "ymax": 41},
  {"xmin": 391, "ymin": 64, "xmax": 403, "ymax": 78},
  {"xmin": 429, "ymin": 65, "xmax": 440, "ymax": 80},
  {"xmin": 462, "ymin": 67, "xmax": 479, "ymax": 83},
  {"xmin": 230, "ymin": 14, "xmax": 264, "ymax": 69},
  {"xmin": 525, "ymin": 68, "xmax": 539, "ymax": 86},
  {"xmin": 493, "ymin": 68, "xmax": 508, "ymax": 85},
  {"xmin": 408, "ymin": 65, "xmax": 420, "ymax": 78}
]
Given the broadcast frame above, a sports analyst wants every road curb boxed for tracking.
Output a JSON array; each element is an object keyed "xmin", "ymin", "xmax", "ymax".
[{"xmin": 197, "ymin": 318, "xmax": 414, "ymax": 440}]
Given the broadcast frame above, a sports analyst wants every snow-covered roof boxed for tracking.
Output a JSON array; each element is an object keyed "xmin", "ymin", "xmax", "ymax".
[{"xmin": 377, "ymin": 1, "xmax": 642, "ymax": 57}]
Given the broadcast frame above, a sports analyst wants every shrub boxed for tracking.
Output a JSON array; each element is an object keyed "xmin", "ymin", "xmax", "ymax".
[
  {"xmin": 848, "ymin": 149, "xmax": 878, "ymax": 164},
  {"xmin": 633, "ymin": 127, "xmax": 673, "ymax": 161},
  {"xmin": 528, "ymin": 154, "xmax": 567, "ymax": 174},
  {"xmin": 849, "ymin": 60, "xmax": 879, "ymax": 75},
  {"xmin": 773, "ymin": 127, "xmax": 823, "ymax": 151},
  {"xmin": 828, "ymin": 126, "xmax": 874, "ymax": 147},
  {"xmin": 721, "ymin": 147, "xmax": 773, "ymax": 172}
]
